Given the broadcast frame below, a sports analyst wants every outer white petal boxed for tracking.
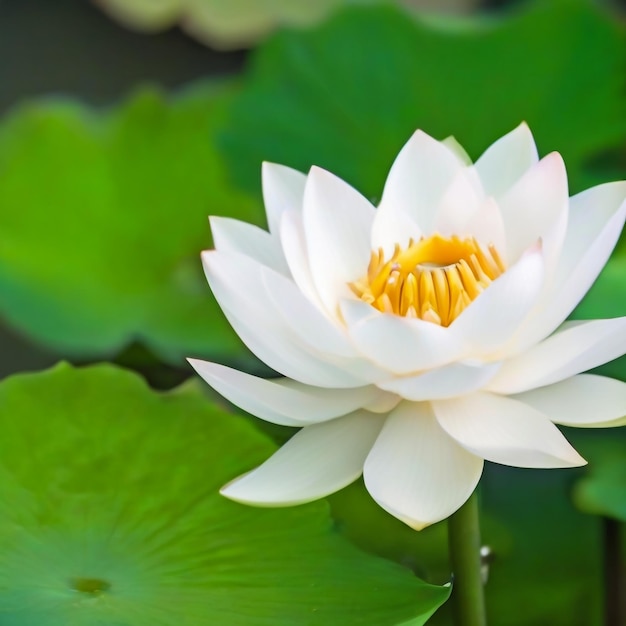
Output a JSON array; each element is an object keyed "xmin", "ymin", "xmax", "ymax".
[
  {"xmin": 449, "ymin": 244, "xmax": 544, "ymax": 354},
  {"xmin": 340, "ymin": 299, "xmax": 465, "ymax": 374},
  {"xmin": 209, "ymin": 216, "xmax": 288, "ymax": 274},
  {"xmin": 203, "ymin": 250, "xmax": 370, "ymax": 388},
  {"xmin": 510, "ymin": 181, "xmax": 626, "ymax": 352},
  {"xmin": 433, "ymin": 392, "xmax": 586, "ymax": 468},
  {"xmin": 364, "ymin": 392, "xmax": 402, "ymax": 414},
  {"xmin": 512, "ymin": 374, "xmax": 626, "ymax": 428},
  {"xmin": 221, "ymin": 307, "xmax": 369, "ymax": 388},
  {"xmin": 188, "ymin": 359, "xmax": 383, "ymax": 426},
  {"xmin": 377, "ymin": 361, "xmax": 501, "ymax": 401},
  {"xmin": 363, "ymin": 401, "xmax": 483, "ymax": 530},
  {"xmin": 474, "ymin": 122, "xmax": 538, "ymax": 198},
  {"xmin": 262, "ymin": 162, "xmax": 306, "ymax": 234},
  {"xmin": 497, "ymin": 152, "xmax": 568, "ymax": 267},
  {"xmin": 260, "ymin": 268, "xmax": 389, "ymax": 383},
  {"xmin": 303, "ymin": 166, "xmax": 376, "ymax": 315},
  {"xmin": 221, "ymin": 411, "xmax": 384, "ymax": 505},
  {"xmin": 279, "ymin": 209, "xmax": 323, "ymax": 308},
  {"xmin": 260, "ymin": 266, "xmax": 356, "ymax": 358},
  {"xmin": 379, "ymin": 129, "xmax": 465, "ymax": 234},
  {"xmin": 487, "ymin": 318, "xmax": 626, "ymax": 394}
]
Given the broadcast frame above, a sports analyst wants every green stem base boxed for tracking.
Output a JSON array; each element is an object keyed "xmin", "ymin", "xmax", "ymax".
[{"xmin": 447, "ymin": 490, "xmax": 487, "ymax": 626}]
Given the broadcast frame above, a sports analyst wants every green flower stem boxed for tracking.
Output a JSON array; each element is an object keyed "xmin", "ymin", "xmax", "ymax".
[{"xmin": 447, "ymin": 490, "xmax": 487, "ymax": 626}]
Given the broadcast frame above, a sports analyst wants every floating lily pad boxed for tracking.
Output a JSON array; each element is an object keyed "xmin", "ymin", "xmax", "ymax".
[
  {"xmin": 221, "ymin": 1, "xmax": 626, "ymax": 199},
  {"xmin": 0, "ymin": 362, "xmax": 449, "ymax": 625},
  {"xmin": 0, "ymin": 82, "xmax": 260, "ymax": 365},
  {"xmin": 93, "ymin": 0, "xmax": 480, "ymax": 50}
]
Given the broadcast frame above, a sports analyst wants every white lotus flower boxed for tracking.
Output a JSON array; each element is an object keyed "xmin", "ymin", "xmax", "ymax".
[{"xmin": 190, "ymin": 123, "xmax": 626, "ymax": 529}]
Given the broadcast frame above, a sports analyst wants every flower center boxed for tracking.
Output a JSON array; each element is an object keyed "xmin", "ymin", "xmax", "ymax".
[{"xmin": 350, "ymin": 234, "xmax": 506, "ymax": 326}]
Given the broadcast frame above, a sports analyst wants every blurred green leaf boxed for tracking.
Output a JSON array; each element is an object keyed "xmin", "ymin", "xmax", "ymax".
[
  {"xmin": 574, "ymin": 253, "xmax": 626, "ymax": 321},
  {"xmin": 0, "ymin": 362, "xmax": 449, "ymax": 625},
  {"xmin": 572, "ymin": 252, "xmax": 626, "ymax": 381},
  {"xmin": 479, "ymin": 461, "xmax": 603, "ymax": 626},
  {"xmin": 96, "ymin": 0, "xmax": 349, "ymax": 49},
  {"xmin": 0, "ymin": 82, "xmax": 260, "ymax": 366},
  {"xmin": 329, "ymin": 461, "xmax": 603, "ymax": 625},
  {"xmin": 572, "ymin": 433, "xmax": 626, "ymax": 521},
  {"xmin": 94, "ymin": 0, "xmax": 481, "ymax": 51},
  {"xmin": 329, "ymin": 480, "xmax": 452, "ymax": 583},
  {"xmin": 221, "ymin": 0, "xmax": 626, "ymax": 200}
]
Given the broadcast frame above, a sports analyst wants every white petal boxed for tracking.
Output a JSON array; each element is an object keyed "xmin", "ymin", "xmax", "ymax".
[
  {"xmin": 221, "ymin": 307, "xmax": 368, "ymax": 388},
  {"xmin": 363, "ymin": 391, "xmax": 401, "ymax": 413},
  {"xmin": 363, "ymin": 401, "xmax": 483, "ymax": 530},
  {"xmin": 209, "ymin": 216, "xmax": 288, "ymax": 274},
  {"xmin": 487, "ymin": 318, "xmax": 626, "ymax": 394},
  {"xmin": 262, "ymin": 162, "xmax": 306, "ymax": 235},
  {"xmin": 461, "ymin": 197, "xmax": 507, "ymax": 254},
  {"xmin": 449, "ymin": 245, "xmax": 544, "ymax": 354},
  {"xmin": 203, "ymin": 250, "xmax": 370, "ymax": 388},
  {"xmin": 441, "ymin": 136, "xmax": 472, "ymax": 166},
  {"xmin": 497, "ymin": 152, "xmax": 569, "ymax": 266},
  {"xmin": 221, "ymin": 411, "xmax": 384, "ymax": 505},
  {"xmin": 433, "ymin": 392, "xmax": 586, "ymax": 468},
  {"xmin": 512, "ymin": 374, "xmax": 626, "ymax": 428},
  {"xmin": 340, "ymin": 299, "xmax": 465, "ymax": 374},
  {"xmin": 260, "ymin": 266, "xmax": 356, "ymax": 358},
  {"xmin": 370, "ymin": 207, "xmax": 422, "ymax": 257},
  {"xmin": 432, "ymin": 169, "xmax": 484, "ymax": 237},
  {"xmin": 511, "ymin": 181, "xmax": 626, "ymax": 352},
  {"xmin": 188, "ymin": 359, "xmax": 382, "ymax": 426},
  {"xmin": 260, "ymin": 267, "xmax": 389, "ymax": 383},
  {"xmin": 279, "ymin": 209, "xmax": 323, "ymax": 308},
  {"xmin": 379, "ymin": 129, "xmax": 465, "ymax": 233},
  {"xmin": 377, "ymin": 361, "xmax": 501, "ymax": 401},
  {"xmin": 303, "ymin": 166, "xmax": 376, "ymax": 315},
  {"xmin": 474, "ymin": 122, "xmax": 538, "ymax": 198}
]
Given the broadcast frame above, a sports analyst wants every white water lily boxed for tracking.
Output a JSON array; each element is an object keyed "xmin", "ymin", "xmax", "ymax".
[{"xmin": 190, "ymin": 123, "xmax": 626, "ymax": 530}]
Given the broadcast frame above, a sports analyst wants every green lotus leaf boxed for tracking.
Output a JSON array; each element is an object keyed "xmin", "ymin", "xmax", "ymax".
[
  {"xmin": 221, "ymin": 1, "xmax": 626, "ymax": 199},
  {"xmin": 0, "ymin": 82, "xmax": 259, "ymax": 365},
  {"xmin": 94, "ymin": 0, "xmax": 480, "ymax": 51},
  {"xmin": 0, "ymin": 362, "xmax": 449, "ymax": 625}
]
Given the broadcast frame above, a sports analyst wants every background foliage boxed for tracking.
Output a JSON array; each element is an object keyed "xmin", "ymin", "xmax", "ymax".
[{"xmin": 0, "ymin": 0, "xmax": 624, "ymax": 624}]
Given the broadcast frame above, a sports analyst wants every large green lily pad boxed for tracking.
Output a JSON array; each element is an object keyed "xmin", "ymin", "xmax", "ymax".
[
  {"xmin": 221, "ymin": 0, "xmax": 626, "ymax": 199},
  {"xmin": 0, "ymin": 362, "xmax": 449, "ymax": 625},
  {"xmin": 0, "ymin": 82, "xmax": 259, "ymax": 365}
]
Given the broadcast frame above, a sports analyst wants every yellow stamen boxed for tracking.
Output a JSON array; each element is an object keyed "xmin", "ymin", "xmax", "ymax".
[{"xmin": 349, "ymin": 234, "xmax": 506, "ymax": 326}]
